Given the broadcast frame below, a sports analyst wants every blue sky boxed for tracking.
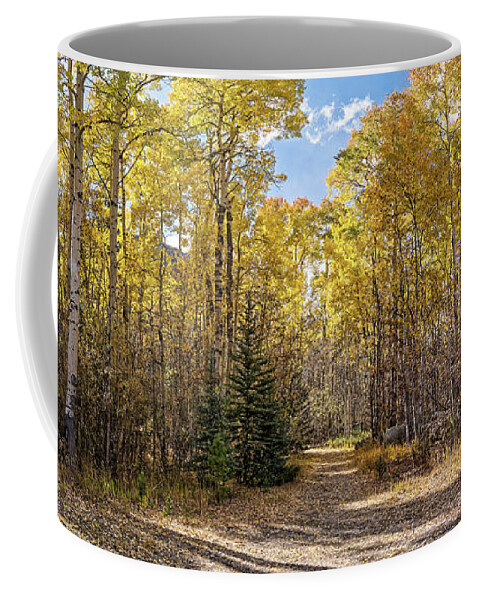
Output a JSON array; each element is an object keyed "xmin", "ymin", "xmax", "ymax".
[
  {"xmin": 266, "ymin": 71, "xmax": 410, "ymax": 204},
  {"xmin": 156, "ymin": 72, "xmax": 410, "ymax": 248},
  {"xmin": 153, "ymin": 70, "xmax": 410, "ymax": 220}
]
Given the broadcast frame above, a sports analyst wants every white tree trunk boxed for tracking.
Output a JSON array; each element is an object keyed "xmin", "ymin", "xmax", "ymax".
[
  {"xmin": 105, "ymin": 115, "xmax": 120, "ymax": 469},
  {"xmin": 65, "ymin": 65, "xmax": 86, "ymax": 468}
]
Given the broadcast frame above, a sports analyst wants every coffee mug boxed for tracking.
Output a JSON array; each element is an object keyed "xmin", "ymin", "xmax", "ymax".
[{"xmin": 18, "ymin": 16, "xmax": 461, "ymax": 572}]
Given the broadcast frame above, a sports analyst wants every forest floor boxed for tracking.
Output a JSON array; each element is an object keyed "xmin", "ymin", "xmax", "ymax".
[{"xmin": 58, "ymin": 447, "xmax": 460, "ymax": 572}]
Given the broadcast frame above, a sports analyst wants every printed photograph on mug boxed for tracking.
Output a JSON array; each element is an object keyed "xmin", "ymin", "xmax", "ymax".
[{"xmin": 56, "ymin": 36, "xmax": 460, "ymax": 571}]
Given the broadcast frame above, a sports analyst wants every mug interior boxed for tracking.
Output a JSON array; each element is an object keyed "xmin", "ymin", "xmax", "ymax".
[{"xmin": 62, "ymin": 16, "xmax": 459, "ymax": 76}]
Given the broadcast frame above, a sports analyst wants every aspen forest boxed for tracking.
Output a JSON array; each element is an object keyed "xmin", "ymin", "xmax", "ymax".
[{"xmin": 57, "ymin": 56, "xmax": 461, "ymax": 571}]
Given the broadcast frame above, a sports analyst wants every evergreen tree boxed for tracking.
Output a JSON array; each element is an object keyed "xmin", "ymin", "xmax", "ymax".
[
  {"xmin": 207, "ymin": 433, "xmax": 231, "ymax": 501},
  {"xmin": 229, "ymin": 293, "xmax": 291, "ymax": 487},
  {"xmin": 193, "ymin": 352, "xmax": 231, "ymax": 485}
]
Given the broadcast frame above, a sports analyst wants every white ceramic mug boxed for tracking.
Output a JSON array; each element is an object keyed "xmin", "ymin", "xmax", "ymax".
[{"xmin": 18, "ymin": 16, "xmax": 461, "ymax": 572}]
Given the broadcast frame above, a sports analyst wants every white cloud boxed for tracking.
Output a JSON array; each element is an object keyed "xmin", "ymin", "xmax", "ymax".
[
  {"xmin": 165, "ymin": 233, "xmax": 179, "ymax": 248},
  {"xmin": 255, "ymin": 95, "xmax": 373, "ymax": 148},
  {"xmin": 303, "ymin": 95, "xmax": 373, "ymax": 145},
  {"xmin": 319, "ymin": 101, "xmax": 335, "ymax": 121},
  {"xmin": 305, "ymin": 129, "xmax": 323, "ymax": 145},
  {"xmin": 257, "ymin": 127, "xmax": 282, "ymax": 148},
  {"xmin": 300, "ymin": 97, "xmax": 316, "ymax": 123}
]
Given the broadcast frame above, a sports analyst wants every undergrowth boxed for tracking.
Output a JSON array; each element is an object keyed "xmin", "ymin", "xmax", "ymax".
[
  {"xmin": 327, "ymin": 430, "xmax": 371, "ymax": 449},
  {"xmin": 59, "ymin": 462, "xmax": 219, "ymax": 516},
  {"xmin": 355, "ymin": 442, "xmax": 423, "ymax": 480},
  {"xmin": 353, "ymin": 438, "xmax": 461, "ymax": 480},
  {"xmin": 59, "ymin": 456, "xmax": 301, "ymax": 516}
]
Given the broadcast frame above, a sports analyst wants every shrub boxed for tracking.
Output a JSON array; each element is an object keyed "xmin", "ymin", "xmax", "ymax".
[
  {"xmin": 137, "ymin": 471, "xmax": 146, "ymax": 503},
  {"xmin": 355, "ymin": 441, "xmax": 417, "ymax": 479},
  {"xmin": 328, "ymin": 430, "xmax": 371, "ymax": 449},
  {"xmin": 206, "ymin": 433, "xmax": 233, "ymax": 501},
  {"xmin": 161, "ymin": 491, "xmax": 173, "ymax": 516}
]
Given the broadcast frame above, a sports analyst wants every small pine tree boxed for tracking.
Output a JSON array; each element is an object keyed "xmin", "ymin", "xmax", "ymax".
[
  {"xmin": 193, "ymin": 352, "xmax": 231, "ymax": 484},
  {"xmin": 207, "ymin": 433, "xmax": 231, "ymax": 501},
  {"xmin": 229, "ymin": 293, "xmax": 291, "ymax": 487}
]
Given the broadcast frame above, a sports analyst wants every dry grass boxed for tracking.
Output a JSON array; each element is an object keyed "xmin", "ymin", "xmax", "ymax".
[
  {"xmin": 355, "ymin": 442, "xmax": 420, "ymax": 479},
  {"xmin": 327, "ymin": 431, "xmax": 372, "ymax": 449},
  {"xmin": 59, "ymin": 461, "xmax": 216, "ymax": 517},
  {"xmin": 355, "ymin": 440, "xmax": 461, "ymax": 482}
]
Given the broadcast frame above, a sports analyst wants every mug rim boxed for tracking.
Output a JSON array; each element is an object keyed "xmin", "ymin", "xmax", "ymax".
[{"xmin": 58, "ymin": 15, "xmax": 461, "ymax": 79}]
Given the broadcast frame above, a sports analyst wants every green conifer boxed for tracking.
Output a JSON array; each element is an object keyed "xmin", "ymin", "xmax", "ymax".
[
  {"xmin": 193, "ymin": 352, "xmax": 229, "ymax": 484},
  {"xmin": 229, "ymin": 293, "xmax": 291, "ymax": 487}
]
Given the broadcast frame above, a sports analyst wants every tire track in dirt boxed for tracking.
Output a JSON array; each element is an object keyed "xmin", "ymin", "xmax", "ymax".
[{"xmin": 58, "ymin": 447, "xmax": 461, "ymax": 572}]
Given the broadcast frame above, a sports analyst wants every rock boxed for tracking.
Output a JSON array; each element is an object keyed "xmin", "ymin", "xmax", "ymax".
[{"xmin": 384, "ymin": 424, "xmax": 407, "ymax": 445}]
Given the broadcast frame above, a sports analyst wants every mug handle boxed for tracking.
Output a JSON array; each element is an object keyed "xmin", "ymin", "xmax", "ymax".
[{"xmin": 16, "ymin": 143, "xmax": 57, "ymax": 449}]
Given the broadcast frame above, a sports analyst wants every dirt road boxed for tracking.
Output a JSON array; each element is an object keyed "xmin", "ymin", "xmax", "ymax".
[{"xmin": 58, "ymin": 447, "xmax": 460, "ymax": 572}]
